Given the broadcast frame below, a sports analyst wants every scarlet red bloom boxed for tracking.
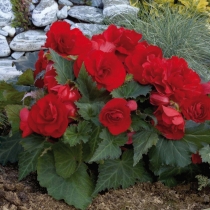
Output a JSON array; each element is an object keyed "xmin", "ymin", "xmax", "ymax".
[
  {"xmin": 19, "ymin": 108, "xmax": 33, "ymax": 138},
  {"xmin": 150, "ymin": 92, "xmax": 170, "ymax": 106},
  {"xmin": 34, "ymin": 50, "xmax": 48, "ymax": 88},
  {"xmin": 43, "ymin": 65, "xmax": 58, "ymax": 92},
  {"xmin": 84, "ymin": 50, "xmax": 126, "ymax": 92},
  {"xmin": 154, "ymin": 105, "xmax": 185, "ymax": 140},
  {"xmin": 181, "ymin": 95, "xmax": 210, "ymax": 123},
  {"xmin": 99, "ymin": 98, "xmax": 132, "ymax": 135},
  {"xmin": 44, "ymin": 21, "xmax": 91, "ymax": 56},
  {"xmin": 125, "ymin": 43, "xmax": 163, "ymax": 85},
  {"xmin": 28, "ymin": 94, "xmax": 69, "ymax": 138},
  {"xmin": 50, "ymin": 84, "xmax": 81, "ymax": 123},
  {"xmin": 191, "ymin": 152, "xmax": 202, "ymax": 164}
]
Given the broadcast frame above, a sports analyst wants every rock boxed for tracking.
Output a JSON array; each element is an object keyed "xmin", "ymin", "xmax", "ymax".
[
  {"xmin": 2, "ymin": 25, "xmax": 15, "ymax": 37},
  {"xmin": 10, "ymin": 30, "xmax": 46, "ymax": 52},
  {"xmin": 11, "ymin": 52, "xmax": 25, "ymax": 60},
  {"xmin": 102, "ymin": 0, "xmax": 139, "ymax": 20},
  {"xmin": 0, "ymin": 58, "xmax": 22, "ymax": 81},
  {"xmin": 0, "ymin": 0, "xmax": 14, "ymax": 27},
  {"xmin": 32, "ymin": 0, "xmax": 58, "ymax": 27},
  {"xmin": 58, "ymin": 0, "xmax": 73, "ymax": 6},
  {"xmin": 69, "ymin": 0, "xmax": 85, "ymax": 4},
  {"xmin": 68, "ymin": 6, "xmax": 104, "ymax": 23},
  {"xmin": 32, "ymin": 0, "xmax": 39, "ymax": 3},
  {"xmin": 44, "ymin": 24, "xmax": 51, "ymax": 32},
  {"xmin": 57, "ymin": 5, "xmax": 68, "ymax": 19},
  {"xmin": 91, "ymin": 0, "xmax": 103, "ymax": 8},
  {"xmin": 0, "ymin": 29, "xmax": 8, "ymax": 37},
  {"xmin": 64, "ymin": 19, "xmax": 75, "ymax": 26},
  {"xmin": 71, "ymin": 23, "xmax": 108, "ymax": 37},
  {"xmin": 29, "ymin": 3, "xmax": 36, "ymax": 12},
  {"xmin": 15, "ymin": 27, "xmax": 25, "ymax": 35},
  {"xmin": 0, "ymin": 35, "xmax": 10, "ymax": 57}
]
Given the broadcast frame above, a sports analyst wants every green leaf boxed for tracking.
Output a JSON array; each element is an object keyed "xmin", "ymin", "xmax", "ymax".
[
  {"xmin": 76, "ymin": 101, "xmax": 104, "ymax": 125},
  {"xmin": 63, "ymin": 121, "xmax": 92, "ymax": 146},
  {"xmin": 0, "ymin": 81, "xmax": 26, "ymax": 110},
  {"xmin": 160, "ymin": 177, "xmax": 177, "ymax": 187},
  {"xmin": 16, "ymin": 69, "xmax": 34, "ymax": 85},
  {"xmin": 199, "ymin": 145, "xmax": 210, "ymax": 164},
  {"xmin": 18, "ymin": 135, "xmax": 50, "ymax": 180},
  {"xmin": 89, "ymin": 129, "xmax": 127, "ymax": 162},
  {"xmin": 13, "ymin": 51, "xmax": 38, "ymax": 72},
  {"xmin": 111, "ymin": 80, "xmax": 152, "ymax": 99},
  {"xmin": 49, "ymin": 49, "xmax": 75, "ymax": 84},
  {"xmin": 93, "ymin": 150, "xmax": 150, "ymax": 195},
  {"xmin": 131, "ymin": 114, "xmax": 152, "ymax": 131},
  {"xmin": 182, "ymin": 122, "xmax": 210, "ymax": 149},
  {"xmin": 0, "ymin": 133, "xmax": 23, "ymax": 165},
  {"xmin": 76, "ymin": 66, "xmax": 110, "ymax": 103},
  {"xmin": 53, "ymin": 142, "xmax": 82, "ymax": 179},
  {"xmin": 149, "ymin": 138, "xmax": 191, "ymax": 173},
  {"xmin": 4, "ymin": 105, "xmax": 24, "ymax": 135},
  {"xmin": 133, "ymin": 130, "xmax": 159, "ymax": 166},
  {"xmin": 37, "ymin": 151, "xmax": 93, "ymax": 210}
]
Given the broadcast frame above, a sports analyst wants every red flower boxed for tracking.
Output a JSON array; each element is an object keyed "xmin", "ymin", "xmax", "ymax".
[
  {"xmin": 165, "ymin": 56, "xmax": 203, "ymax": 103},
  {"xmin": 19, "ymin": 108, "xmax": 33, "ymax": 138},
  {"xmin": 50, "ymin": 84, "xmax": 81, "ymax": 122},
  {"xmin": 92, "ymin": 24, "xmax": 142, "ymax": 62},
  {"xmin": 34, "ymin": 50, "xmax": 48, "ymax": 88},
  {"xmin": 150, "ymin": 92, "xmax": 170, "ymax": 106},
  {"xmin": 43, "ymin": 64, "xmax": 58, "ymax": 92},
  {"xmin": 84, "ymin": 50, "xmax": 126, "ymax": 92},
  {"xmin": 28, "ymin": 94, "xmax": 69, "ymax": 138},
  {"xmin": 181, "ymin": 95, "xmax": 210, "ymax": 123},
  {"xmin": 192, "ymin": 152, "xmax": 202, "ymax": 164},
  {"xmin": 44, "ymin": 21, "xmax": 91, "ymax": 56},
  {"xmin": 154, "ymin": 105, "xmax": 185, "ymax": 140},
  {"xmin": 125, "ymin": 43, "xmax": 163, "ymax": 85},
  {"xmin": 126, "ymin": 131, "xmax": 135, "ymax": 144},
  {"xmin": 99, "ymin": 98, "xmax": 132, "ymax": 135}
]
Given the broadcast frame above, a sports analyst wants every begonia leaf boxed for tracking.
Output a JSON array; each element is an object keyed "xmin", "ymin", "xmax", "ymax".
[
  {"xmin": 16, "ymin": 69, "xmax": 34, "ymax": 85},
  {"xmin": 13, "ymin": 51, "xmax": 38, "ymax": 72},
  {"xmin": 199, "ymin": 145, "xmax": 210, "ymax": 164},
  {"xmin": 76, "ymin": 101, "xmax": 104, "ymax": 125},
  {"xmin": 149, "ymin": 137, "xmax": 191, "ymax": 173},
  {"xmin": 76, "ymin": 66, "xmax": 110, "ymax": 103},
  {"xmin": 182, "ymin": 122, "xmax": 210, "ymax": 149},
  {"xmin": 111, "ymin": 80, "xmax": 152, "ymax": 99},
  {"xmin": 53, "ymin": 142, "xmax": 82, "ymax": 179},
  {"xmin": 131, "ymin": 114, "xmax": 152, "ymax": 131},
  {"xmin": 93, "ymin": 150, "xmax": 151, "ymax": 195},
  {"xmin": 18, "ymin": 135, "xmax": 51, "ymax": 180},
  {"xmin": 133, "ymin": 130, "xmax": 159, "ymax": 166},
  {"xmin": 4, "ymin": 105, "xmax": 24, "ymax": 135},
  {"xmin": 37, "ymin": 150, "xmax": 94, "ymax": 210},
  {"xmin": 63, "ymin": 121, "xmax": 92, "ymax": 146},
  {"xmin": 89, "ymin": 129, "xmax": 127, "ymax": 162},
  {"xmin": 0, "ymin": 81, "xmax": 27, "ymax": 110},
  {"xmin": 0, "ymin": 132, "xmax": 23, "ymax": 165},
  {"xmin": 49, "ymin": 49, "xmax": 75, "ymax": 84}
]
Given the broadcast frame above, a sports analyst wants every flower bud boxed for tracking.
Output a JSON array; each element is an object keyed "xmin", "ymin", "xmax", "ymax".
[
  {"xmin": 150, "ymin": 92, "xmax": 170, "ymax": 106},
  {"xmin": 126, "ymin": 100, "xmax": 137, "ymax": 111}
]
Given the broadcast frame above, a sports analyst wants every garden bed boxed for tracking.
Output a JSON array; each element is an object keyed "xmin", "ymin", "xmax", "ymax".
[{"xmin": 1, "ymin": 164, "xmax": 210, "ymax": 210}]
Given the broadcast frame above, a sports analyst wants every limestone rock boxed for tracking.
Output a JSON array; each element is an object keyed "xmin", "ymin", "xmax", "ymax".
[
  {"xmin": 0, "ymin": 35, "xmax": 10, "ymax": 57},
  {"xmin": 68, "ymin": 6, "xmax": 104, "ymax": 23},
  {"xmin": 2, "ymin": 25, "xmax": 15, "ymax": 37},
  {"xmin": 10, "ymin": 30, "xmax": 46, "ymax": 52},
  {"xmin": 69, "ymin": 0, "xmax": 85, "ymax": 4},
  {"xmin": 58, "ymin": 0, "xmax": 73, "ymax": 6},
  {"xmin": 71, "ymin": 23, "xmax": 108, "ymax": 37},
  {"xmin": 0, "ymin": 0, "xmax": 14, "ymax": 27},
  {"xmin": 32, "ymin": 0, "xmax": 58, "ymax": 27},
  {"xmin": 0, "ymin": 58, "xmax": 22, "ymax": 81},
  {"xmin": 102, "ymin": 0, "xmax": 139, "ymax": 20},
  {"xmin": 57, "ymin": 6, "xmax": 68, "ymax": 19}
]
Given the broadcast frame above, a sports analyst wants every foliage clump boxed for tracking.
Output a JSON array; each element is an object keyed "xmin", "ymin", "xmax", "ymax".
[{"xmin": 10, "ymin": 0, "xmax": 32, "ymax": 30}]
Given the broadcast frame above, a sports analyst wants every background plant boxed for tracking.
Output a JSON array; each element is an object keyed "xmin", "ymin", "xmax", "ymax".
[{"xmin": 11, "ymin": 0, "xmax": 32, "ymax": 30}]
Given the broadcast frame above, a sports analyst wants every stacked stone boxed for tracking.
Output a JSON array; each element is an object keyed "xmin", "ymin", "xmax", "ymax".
[{"xmin": 0, "ymin": 0, "xmax": 139, "ymax": 81}]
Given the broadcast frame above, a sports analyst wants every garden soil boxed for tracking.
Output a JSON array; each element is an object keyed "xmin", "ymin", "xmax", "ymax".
[{"xmin": 1, "ymin": 164, "xmax": 210, "ymax": 210}]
